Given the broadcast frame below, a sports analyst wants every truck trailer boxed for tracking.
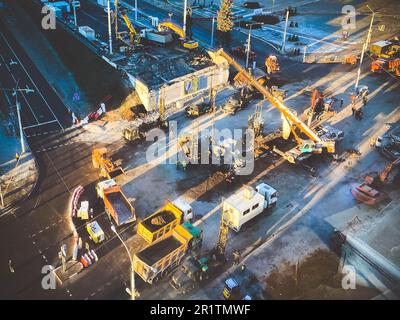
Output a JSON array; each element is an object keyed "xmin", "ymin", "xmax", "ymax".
[{"xmin": 134, "ymin": 222, "xmax": 202, "ymax": 284}]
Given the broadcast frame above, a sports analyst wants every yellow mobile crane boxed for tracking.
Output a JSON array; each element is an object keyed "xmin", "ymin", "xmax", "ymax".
[
  {"xmin": 114, "ymin": 0, "xmax": 140, "ymax": 45},
  {"xmin": 158, "ymin": 21, "xmax": 198, "ymax": 49},
  {"xmin": 209, "ymin": 49, "xmax": 335, "ymax": 164}
]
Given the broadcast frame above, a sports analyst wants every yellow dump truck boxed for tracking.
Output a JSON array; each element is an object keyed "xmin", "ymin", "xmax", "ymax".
[
  {"xmin": 134, "ymin": 222, "xmax": 202, "ymax": 284},
  {"xmin": 137, "ymin": 200, "xmax": 193, "ymax": 244}
]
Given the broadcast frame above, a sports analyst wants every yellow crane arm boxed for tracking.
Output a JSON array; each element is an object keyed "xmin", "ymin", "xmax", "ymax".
[
  {"xmin": 209, "ymin": 49, "xmax": 322, "ymax": 143},
  {"xmin": 158, "ymin": 21, "xmax": 185, "ymax": 39}
]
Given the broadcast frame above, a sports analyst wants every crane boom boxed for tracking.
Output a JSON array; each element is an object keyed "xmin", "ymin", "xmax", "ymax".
[{"xmin": 209, "ymin": 49, "xmax": 329, "ymax": 146}]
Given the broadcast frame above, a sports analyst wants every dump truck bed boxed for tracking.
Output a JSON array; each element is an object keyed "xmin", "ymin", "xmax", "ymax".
[
  {"xmin": 138, "ymin": 202, "xmax": 183, "ymax": 243},
  {"xmin": 137, "ymin": 236, "xmax": 182, "ymax": 266},
  {"xmin": 103, "ymin": 186, "xmax": 136, "ymax": 225}
]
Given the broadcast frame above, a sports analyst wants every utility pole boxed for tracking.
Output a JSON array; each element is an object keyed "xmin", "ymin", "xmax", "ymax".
[
  {"xmin": 111, "ymin": 225, "xmax": 137, "ymax": 300},
  {"xmin": 107, "ymin": 0, "xmax": 113, "ymax": 55},
  {"xmin": 72, "ymin": 0, "xmax": 77, "ymax": 27},
  {"xmin": 183, "ymin": 0, "xmax": 188, "ymax": 38},
  {"xmin": 135, "ymin": 0, "xmax": 138, "ymax": 21},
  {"xmin": 355, "ymin": 5, "xmax": 375, "ymax": 91},
  {"xmin": 16, "ymin": 99, "xmax": 25, "ymax": 154},
  {"xmin": 211, "ymin": 16, "xmax": 215, "ymax": 47},
  {"xmin": 0, "ymin": 183, "xmax": 4, "ymax": 208},
  {"xmin": 281, "ymin": 9, "xmax": 290, "ymax": 53},
  {"xmin": 246, "ymin": 22, "xmax": 263, "ymax": 69}
]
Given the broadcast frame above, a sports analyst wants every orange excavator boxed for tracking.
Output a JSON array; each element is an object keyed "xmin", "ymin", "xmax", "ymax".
[{"xmin": 351, "ymin": 157, "xmax": 400, "ymax": 205}]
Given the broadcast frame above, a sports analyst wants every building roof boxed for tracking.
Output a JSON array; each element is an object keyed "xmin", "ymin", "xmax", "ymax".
[{"xmin": 118, "ymin": 47, "xmax": 215, "ymax": 89}]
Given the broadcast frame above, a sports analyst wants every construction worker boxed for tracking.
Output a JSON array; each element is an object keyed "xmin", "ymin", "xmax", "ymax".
[
  {"xmin": 362, "ymin": 95, "xmax": 367, "ymax": 107},
  {"xmin": 8, "ymin": 260, "xmax": 15, "ymax": 273},
  {"xmin": 15, "ymin": 152, "xmax": 20, "ymax": 162},
  {"xmin": 232, "ymin": 249, "xmax": 241, "ymax": 265},
  {"xmin": 340, "ymin": 98, "xmax": 344, "ymax": 108},
  {"xmin": 351, "ymin": 105, "xmax": 356, "ymax": 117}
]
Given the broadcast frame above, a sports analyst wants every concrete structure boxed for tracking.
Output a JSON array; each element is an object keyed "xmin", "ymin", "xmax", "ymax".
[{"xmin": 105, "ymin": 48, "xmax": 229, "ymax": 112}]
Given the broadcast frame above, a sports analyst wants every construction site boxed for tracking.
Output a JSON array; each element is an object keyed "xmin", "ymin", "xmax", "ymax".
[{"xmin": 0, "ymin": 0, "xmax": 399, "ymax": 304}]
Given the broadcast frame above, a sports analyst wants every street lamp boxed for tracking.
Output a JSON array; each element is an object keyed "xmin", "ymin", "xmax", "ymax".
[
  {"xmin": 245, "ymin": 22, "xmax": 263, "ymax": 69},
  {"xmin": 355, "ymin": 5, "xmax": 375, "ymax": 91},
  {"xmin": 2, "ymin": 80, "xmax": 35, "ymax": 155},
  {"xmin": 111, "ymin": 224, "xmax": 137, "ymax": 300}
]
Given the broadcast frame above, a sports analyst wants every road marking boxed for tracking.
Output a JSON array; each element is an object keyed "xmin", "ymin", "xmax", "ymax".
[
  {"xmin": 26, "ymin": 130, "xmax": 61, "ymax": 137},
  {"xmin": 23, "ymin": 119, "xmax": 58, "ymax": 130},
  {"xmin": 0, "ymin": 31, "xmax": 64, "ymax": 130},
  {"xmin": 0, "ymin": 53, "xmax": 40, "ymax": 124}
]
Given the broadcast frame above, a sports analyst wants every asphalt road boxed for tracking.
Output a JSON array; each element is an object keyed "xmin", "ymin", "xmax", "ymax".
[{"xmin": 0, "ymin": 20, "xmax": 90, "ymax": 299}]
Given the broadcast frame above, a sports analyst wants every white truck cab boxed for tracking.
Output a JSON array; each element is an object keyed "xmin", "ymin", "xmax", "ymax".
[
  {"xmin": 255, "ymin": 183, "xmax": 278, "ymax": 208},
  {"xmin": 173, "ymin": 199, "xmax": 193, "ymax": 222},
  {"xmin": 222, "ymin": 183, "xmax": 278, "ymax": 232}
]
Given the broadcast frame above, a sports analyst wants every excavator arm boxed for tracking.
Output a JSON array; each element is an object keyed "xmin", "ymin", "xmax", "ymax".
[
  {"xmin": 158, "ymin": 21, "xmax": 185, "ymax": 39},
  {"xmin": 209, "ymin": 49, "xmax": 334, "ymax": 153},
  {"xmin": 379, "ymin": 157, "xmax": 400, "ymax": 182}
]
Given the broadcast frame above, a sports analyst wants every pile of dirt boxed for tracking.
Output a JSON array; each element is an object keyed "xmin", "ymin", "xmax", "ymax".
[
  {"xmin": 265, "ymin": 249, "xmax": 380, "ymax": 299},
  {"xmin": 103, "ymin": 92, "xmax": 142, "ymax": 121}
]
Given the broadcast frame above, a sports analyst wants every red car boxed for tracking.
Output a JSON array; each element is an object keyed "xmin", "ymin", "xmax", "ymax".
[{"xmin": 230, "ymin": 46, "xmax": 256, "ymax": 61}]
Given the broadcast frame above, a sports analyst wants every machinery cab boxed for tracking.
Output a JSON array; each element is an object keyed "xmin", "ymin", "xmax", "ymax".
[
  {"xmin": 223, "ymin": 278, "xmax": 240, "ymax": 300},
  {"xmin": 122, "ymin": 124, "xmax": 144, "ymax": 142},
  {"xmin": 255, "ymin": 182, "xmax": 278, "ymax": 209},
  {"xmin": 172, "ymin": 199, "xmax": 194, "ymax": 222},
  {"xmin": 185, "ymin": 102, "xmax": 212, "ymax": 118}
]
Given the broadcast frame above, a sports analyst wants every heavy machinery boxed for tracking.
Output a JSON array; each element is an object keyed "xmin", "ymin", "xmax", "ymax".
[
  {"xmin": 371, "ymin": 58, "xmax": 400, "ymax": 76},
  {"xmin": 134, "ymin": 222, "xmax": 203, "ymax": 284},
  {"xmin": 370, "ymin": 38, "xmax": 400, "ymax": 59},
  {"xmin": 185, "ymin": 102, "xmax": 213, "ymax": 118},
  {"xmin": 223, "ymin": 265, "xmax": 262, "ymax": 300},
  {"xmin": 114, "ymin": 0, "xmax": 141, "ymax": 45},
  {"xmin": 265, "ymin": 55, "xmax": 280, "ymax": 74},
  {"xmin": 92, "ymin": 148, "xmax": 124, "ymax": 179},
  {"xmin": 209, "ymin": 49, "xmax": 336, "ymax": 164},
  {"xmin": 223, "ymin": 86, "xmax": 259, "ymax": 115},
  {"xmin": 157, "ymin": 21, "xmax": 198, "ymax": 49},
  {"xmin": 96, "ymin": 179, "xmax": 136, "ymax": 225},
  {"xmin": 303, "ymin": 89, "xmax": 337, "ymax": 126},
  {"xmin": 351, "ymin": 157, "xmax": 400, "ymax": 205},
  {"xmin": 122, "ymin": 112, "xmax": 168, "ymax": 143},
  {"xmin": 169, "ymin": 255, "xmax": 209, "ymax": 295}
]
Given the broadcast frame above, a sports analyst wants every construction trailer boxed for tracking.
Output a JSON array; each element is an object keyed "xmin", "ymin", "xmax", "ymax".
[
  {"xmin": 134, "ymin": 223, "xmax": 202, "ymax": 284},
  {"xmin": 96, "ymin": 179, "xmax": 136, "ymax": 226},
  {"xmin": 222, "ymin": 183, "xmax": 278, "ymax": 232},
  {"xmin": 137, "ymin": 200, "xmax": 193, "ymax": 244}
]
